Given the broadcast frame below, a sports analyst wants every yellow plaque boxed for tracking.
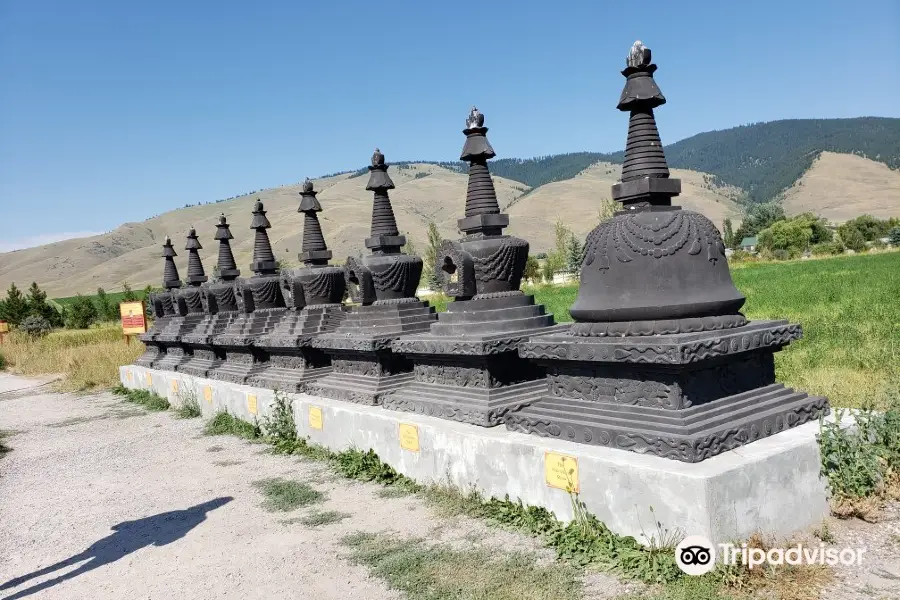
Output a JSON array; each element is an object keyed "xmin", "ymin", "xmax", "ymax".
[
  {"xmin": 545, "ymin": 452, "xmax": 579, "ymax": 493},
  {"xmin": 146, "ymin": 373, "xmax": 152, "ymax": 386},
  {"xmin": 203, "ymin": 386, "xmax": 212, "ymax": 403},
  {"xmin": 119, "ymin": 301, "xmax": 147, "ymax": 335},
  {"xmin": 170, "ymin": 380, "xmax": 179, "ymax": 393},
  {"xmin": 399, "ymin": 423, "xmax": 420, "ymax": 452},
  {"xmin": 247, "ymin": 394, "xmax": 258, "ymax": 415},
  {"xmin": 308, "ymin": 406, "xmax": 323, "ymax": 430},
  {"xmin": 127, "ymin": 370, "xmax": 133, "ymax": 382},
  {"xmin": 0, "ymin": 321, "xmax": 9, "ymax": 334}
]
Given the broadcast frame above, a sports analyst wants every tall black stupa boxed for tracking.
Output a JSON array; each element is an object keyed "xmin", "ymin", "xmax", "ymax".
[
  {"xmin": 506, "ymin": 41, "xmax": 829, "ymax": 462},
  {"xmin": 250, "ymin": 179, "xmax": 348, "ymax": 391},
  {"xmin": 388, "ymin": 107, "xmax": 565, "ymax": 425},
  {"xmin": 309, "ymin": 149, "xmax": 437, "ymax": 405},
  {"xmin": 136, "ymin": 236, "xmax": 185, "ymax": 367}
]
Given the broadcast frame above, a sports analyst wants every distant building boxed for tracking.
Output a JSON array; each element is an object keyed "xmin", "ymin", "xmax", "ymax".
[{"xmin": 739, "ymin": 236, "xmax": 758, "ymax": 252}]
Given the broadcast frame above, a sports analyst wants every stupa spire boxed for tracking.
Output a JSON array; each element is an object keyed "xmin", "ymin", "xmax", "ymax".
[
  {"xmin": 458, "ymin": 107, "xmax": 508, "ymax": 236},
  {"xmin": 161, "ymin": 236, "xmax": 181, "ymax": 289},
  {"xmin": 298, "ymin": 178, "xmax": 332, "ymax": 266},
  {"xmin": 364, "ymin": 148, "xmax": 405, "ymax": 254},
  {"xmin": 612, "ymin": 40, "xmax": 680, "ymax": 208},
  {"xmin": 249, "ymin": 200, "xmax": 277, "ymax": 275},
  {"xmin": 214, "ymin": 213, "xmax": 240, "ymax": 280},
  {"xmin": 184, "ymin": 227, "xmax": 208, "ymax": 286}
]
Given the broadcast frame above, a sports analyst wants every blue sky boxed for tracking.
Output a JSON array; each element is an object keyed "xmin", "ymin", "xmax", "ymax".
[{"xmin": 1, "ymin": 0, "xmax": 898, "ymax": 251}]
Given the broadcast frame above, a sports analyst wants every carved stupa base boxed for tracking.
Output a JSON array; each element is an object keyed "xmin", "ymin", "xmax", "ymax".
[
  {"xmin": 248, "ymin": 304, "xmax": 346, "ymax": 392},
  {"xmin": 308, "ymin": 300, "xmax": 437, "ymax": 405},
  {"xmin": 305, "ymin": 348, "xmax": 414, "ymax": 406},
  {"xmin": 177, "ymin": 347, "xmax": 223, "ymax": 378},
  {"xmin": 388, "ymin": 293, "xmax": 566, "ymax": 426},
  {"xmin": 153, "ymin": 344, "xmax": 194, "ymax": 372},
  {"xmin": 135, "ymin": 343, "xmax": 164, "ymax": 368},
  {"xmin": 505, "ymin": 320, "xmax": 831, "ymax": 462},
  {"xmin": 247, "ymin": 348, "xmax": 332, "ymax": 392},
  {"xmin": 206, "ymin": 346, "xmax": 270, "ymax": 384},
  {"xmin": 207, "ymin": 308, "xmax": 286, "ymax": 384}
]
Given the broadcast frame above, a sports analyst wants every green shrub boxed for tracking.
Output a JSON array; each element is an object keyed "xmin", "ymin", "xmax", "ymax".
[
  {"xmin": 0, "ymin": 351, "xmax": 6, "ymax": 370},
  {"xmin": 811, "ymin": 241, "xmax": 844, "ymax": 256},
  {"xmin": 20, "ymin": 315, "xmax": 52, "ymax": 338}
]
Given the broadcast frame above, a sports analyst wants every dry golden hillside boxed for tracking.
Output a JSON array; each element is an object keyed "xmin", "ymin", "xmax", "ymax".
[
  {"xmin": 506, "ymin": 162, "xmax": 743, "ymax": 248},
  {"xmin": 782, "ymin": 152, "xmax": 900, "ymax": 221}
]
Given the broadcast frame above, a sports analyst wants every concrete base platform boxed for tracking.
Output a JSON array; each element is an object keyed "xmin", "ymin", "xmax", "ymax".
[{"xmin": 120, "ymin": 365, "xmax": 832, "ymax": 545}]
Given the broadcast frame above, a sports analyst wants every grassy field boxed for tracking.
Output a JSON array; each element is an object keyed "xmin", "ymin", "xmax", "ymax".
[
  {"xmin": 53, "ymin": 289, "xmax": 148, "ymax": 307},
  {"xmin": 0, "ymin": 325, "xmax": 143, "ymax": 391},
  {"xmin": 430, "ymin": 252, "xmax": 899, "ymax": 409}
]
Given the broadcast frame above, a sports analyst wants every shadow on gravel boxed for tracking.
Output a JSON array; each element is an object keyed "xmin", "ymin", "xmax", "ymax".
[{"xmin": 0, "ymin": 497, "xmax": 233, "ymax": 599}]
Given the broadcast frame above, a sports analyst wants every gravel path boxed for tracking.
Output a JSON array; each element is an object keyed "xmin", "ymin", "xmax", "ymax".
[{"xmin": 0, "ymin": 375, "xmax": 624, "ymax": 600}]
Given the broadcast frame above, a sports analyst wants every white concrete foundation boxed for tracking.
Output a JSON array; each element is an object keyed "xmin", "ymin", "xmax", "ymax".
[{"xmin": 121, "ymin": 365, "xmax": 831, "ymax": 545}]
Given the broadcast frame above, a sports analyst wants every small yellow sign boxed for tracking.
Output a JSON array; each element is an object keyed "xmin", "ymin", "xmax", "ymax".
[
  {"xmin": 146, "ymin": 373, "xmax": 152, "ymax": 386},
  {"xmin": 399, "ymin": 423, "xmax": 420, "ymax": 452},
  {"xmin": 203, "ymin": 386, "xmax": 212, "ymax": 403},
  {"xmin": 309, "ymin": 406, "xmax": 323, "ymax": 430},
  {"xmin": 119, "ymin": 301, "xmax": 147, "ymax": 335},
  {"xmin": 127, "ymin": 370, "xmax": 133, "ymax": 383},
  {"xmin": 170, "ymin": 380, "xmax": 179, "ymax": 394},
  {"xmin": 0, "ymin": 321, "xmax": 9, "ymax": 334},
  {"xmin": 545, "ymin": 452, "xmax": 579, "ymax": 493},
  {"xmin": 247, "ymin": 394, "xmax": 258, "ymax": 415}
]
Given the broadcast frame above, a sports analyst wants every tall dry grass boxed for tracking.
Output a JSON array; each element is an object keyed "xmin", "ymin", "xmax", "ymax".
[{"xmin": 0, "ymin": 324, "xmax": 143, "ymax": 391}]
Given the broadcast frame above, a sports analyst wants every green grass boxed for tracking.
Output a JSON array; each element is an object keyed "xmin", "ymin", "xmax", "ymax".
[
  {"xmin": 204, "ymin": 411, "xmax": 262, "ymax": 439},
  {"xmin": 342, "ymin": 532, "xmax": 582, "ymax": 600},
  {"xmin": 174, "ymin": 387, "xmax": 202, "ymax": 419},
  {"xmin": 111, "ymin": 384, "xmax": 170, "ymax": 411},
  {"xmin": 425, "ymin": 253, "xmax": 898, "ymax": 409},
  {"xmin": 299, "ymin": 509, "xmax": 351, "ymax": 526},
  {"xmin": 252, "ymin": 477, "xmax": 325, "ymax": 512},
  {"xmin": 53, "ymin": 289, "xmax": 148, "ymax": 307}
]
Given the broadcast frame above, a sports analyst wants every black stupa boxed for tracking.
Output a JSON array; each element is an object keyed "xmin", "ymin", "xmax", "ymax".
[
  {"xmin": 154, "ymin": 228, "xmax": 213, "ymax": 371},
  {"xmin": 506, "ymin": 41, "xmax": 829, "ymax": 462},
  {"xmin": 136, "ymin": 236, "xmax": 184, "ymax": 367},
  {"xmin": 309, "ymin": 150, "xmax": 437, "ymax": 405},
  {"xmin": 209, "ymin": 200, "xmax": 288, "ymax": 384},
  {"xmin": 250, "ymin": 179, "xmax": 348, "ymax": 392},
  {"xmin": 387, "ymin": 107, "xmax": 565, "ymax": 426}
]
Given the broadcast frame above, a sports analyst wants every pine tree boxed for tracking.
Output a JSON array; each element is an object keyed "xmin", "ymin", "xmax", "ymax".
[
  {"xmin": 0, "ymin": 283, "xmax": 29, "ymax": 326},
  {"xmin": 424, "ymin": 221, "xmax": 443, "ymax": 290},
  {"xmin": 66, "ymin": 294, "xmax": 99, "ymax": 329},
  {"xmin": 121, "ymin": 281, "xmax": 138, "ymax": 302},
  {"xmin": 25, "ymin": 282, "xmax": 62, "ymax": 327},
  {"xmin": 723, "ymin": 218, "xmax": 735, "ymax": 248},
  {"xmin": 888, "ymin": 226, "xmax": 900, "ymax": 246},
  {"xmin": 95, "ymin": 287, "xmax": 117, "ymax": 322},
  {"xmin": 565, "ymin": 233, "xmax": 583, "ymax": 275}
]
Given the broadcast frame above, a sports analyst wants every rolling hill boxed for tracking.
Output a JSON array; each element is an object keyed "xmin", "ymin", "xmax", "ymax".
[{"xmin": 1, "ymin": 118, "xmax": 899, "ymax": 297}]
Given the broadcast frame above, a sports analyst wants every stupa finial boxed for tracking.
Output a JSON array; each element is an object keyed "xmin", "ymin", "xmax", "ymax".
[
  {"xmin": 458, "ymin": 105, "xmax": 503, "ymax": 235},
  {"xmin": 298, "ymin": 178, "xmax": 331, "ymax": 265},
  {"xmin": 465, "ymin": 106, "xmax": 484, "ymax": 129},
  {"xmin": 627, "ymin": 40, "xmax": 651, "ymax": 68},
  {"xmin": 363, "ymin": 148, "xmax": 404, "ymax": 252},
  {"xmin": 372, "ymin": 148, "xmax": 385, "ymax": 167}
]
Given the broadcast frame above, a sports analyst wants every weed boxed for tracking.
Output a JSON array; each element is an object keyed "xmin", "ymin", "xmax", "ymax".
[
  {"xmin": 299, "ymin": 510, "xmax": 350, "ymax": 526},
  {"xmin": 252, "ymin": 477, "xmax": 325, "ymax": 512},
  {"xmin": 174, "ymin": 385, "xmax": 201, "ymax": 418},
  {"xmin": 377, "ymin": 487, "xmax": 413, "ymax": 499},
  {"xmin": 206, "ymin": 445, "xmax": 225, "ymax": 453},
  {"xmin": 204, "ymin": 411, "xmax": 261, "ymax": 439},
  {"xmin": 0, "ymin": 429, "xmax": 16, "ymax": 457},
  {"xmin": 342, "ymin": 531, "xmax": 582, "ymax": 600},
  {"xmin": 818, "ymin": 396, "xmax": 900, "ymax": 517},
  {"xmin": 812, "ymin": 520, "xmax": 835, "ymax": 543},
  {"xmin": 259, "ymin": 391, "xmax": 297, "ymax": 451},
  {"xmin": 111, "ymin": 385, "xmax": 170, "ymax": 411},
  {"xmin": 212, "ymin": 460, "xmax": 243, "ymax": 467}
]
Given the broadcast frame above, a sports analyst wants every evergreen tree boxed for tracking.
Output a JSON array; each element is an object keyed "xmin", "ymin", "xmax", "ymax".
[
  {"xmin": 25, "ymin": 282, "xmax": 62, "ymax": 327},
  {"xmin": 723, "ymin": 218, "xmax": 735, "ymax": 248},
  {"xmin": 888, "ymin": 226, "xmax": 900, "ymax": 246},
  {"xmin": 838, "ymin": 225, "xmax": 866, "ymax": 252},
  {"xmin": 0, "ymin": 283, "xmax": 29, "ymax": 326},
  {"xmin": 597, "ymin": 199, "xmax": 617, "ymax": 224},
  {"xmin": 523, "ymin": 255, "xmax": 540, "ymax": 284},
  {"xmin": 424, "ymin": 221, "xmax": 443, "ymax": 290},
  {"xmin": 66, "ymin": 294, "xmax": 98, "ymax": 329},
  {"xmin": 95, "ymin": 287, "xmax": 117, "ymax": 322},
  {"xmin": 121, "ymin": 281, "xmax": 138, "ymax": 302},
  {"xmin": 565, "ymin": 233, "xmax": 583, "ymax": 274}
]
